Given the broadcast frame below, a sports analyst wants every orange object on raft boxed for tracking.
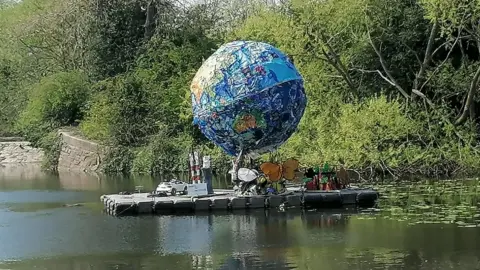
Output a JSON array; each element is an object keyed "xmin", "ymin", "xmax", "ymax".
[{"xmin": 259, "ymin": 159, "xmax": 299, "ymax": 182}]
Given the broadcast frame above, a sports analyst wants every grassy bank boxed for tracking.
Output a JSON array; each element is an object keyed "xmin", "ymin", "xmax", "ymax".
[{"xmin": 2, "ymin": 0, "xmax": 480, "ymax": 178}]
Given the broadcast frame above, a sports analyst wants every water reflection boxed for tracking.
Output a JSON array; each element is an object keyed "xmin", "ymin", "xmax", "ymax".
[
  {"xmin": 0, "ymin": 164, "xmax": 230, "ymax": 193},
  {"xmin": 0, "ymin": 208, "xmax": 479, "ymax": 269}
]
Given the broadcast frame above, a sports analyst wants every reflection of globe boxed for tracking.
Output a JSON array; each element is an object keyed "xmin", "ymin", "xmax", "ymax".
[{"xmin": 190, "ymin": 40, "xmax": 307, "ymax": 156}]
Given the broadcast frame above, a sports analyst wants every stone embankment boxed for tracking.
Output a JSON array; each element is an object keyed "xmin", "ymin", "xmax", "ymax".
[
  {"xmin": 0, "ymin": 138, "xmax": 44, "ymax": 164},
  {"xmin": 0, "ymin": 131, "xmax": 106, "ymax": 172},
  {"xmin": 57, "ymin": 130, "xmax": 105, "ymax": 172}
]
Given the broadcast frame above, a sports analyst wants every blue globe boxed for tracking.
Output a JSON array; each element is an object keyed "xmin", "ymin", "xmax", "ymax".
[{"xmin": 190, "ymin": 41, "xmax": 307, "ymax": 156}]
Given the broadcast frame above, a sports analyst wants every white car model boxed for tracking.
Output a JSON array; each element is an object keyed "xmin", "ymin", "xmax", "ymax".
[{"xmin": 156, "ymin": 180, "xmax": 188, "ymax": 196}]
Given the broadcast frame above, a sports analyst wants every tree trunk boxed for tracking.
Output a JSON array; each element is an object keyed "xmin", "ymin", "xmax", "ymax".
[
  {"xmin": 144, "ymin": 1, "xmax": 156, "ymax": 40},
  {"xmin": 455, "ymin": 65, "xmax": 480, "ymax": 125},
  {"xmin": 469, "ymin": 101, "xmax": 476, "ymax": 121}
]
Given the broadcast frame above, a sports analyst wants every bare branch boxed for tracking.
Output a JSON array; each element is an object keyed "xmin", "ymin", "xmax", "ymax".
[
  {"xmin": 416, "ymin": 11, "xmax": 465, "ymax": 94},
  {"xmin": 455, "ymin": 65, "xmax": 480, "ymax": 125},
  {"xmin": 324, "ymin": 74, "xmax": 344, "ymax": 79},
  {"xmin": 431, "ymin": 35, "xmax": 470, "ymax": 58},
  {"xmin": 350, "ymin": 68, "xmax": 396, "ymax": 86},
  {"xmin": 367, "ymin": 30, "xmax": 409, "ymax": 99},
  {"xmin": 144, "ymin": 0, "xmax": 156, "ymax": 40},
  {"xmin": 326, "ymin": 25, "xmax": 349, "ymax": 44},
  {"xmin": 411, "ymin": 89, "xmax": 434, "ymax": 106},
  {"xmin": 305, "ymin": 27, "xmax": 357, "ymax": 93},
  {"xmin": 418, "ymin": 31, "xmax": 463, "ymax": 93},
  {"xmin": 413, "ymin": 21, "xmax": 438, "ymax": 93},
  {"xmin": 320, "ymin": 47, "xmax": 356, "ymax": 91},
  {"xmin": 401, "ymin": 41, "xmax": 422, "ymax": 66}
]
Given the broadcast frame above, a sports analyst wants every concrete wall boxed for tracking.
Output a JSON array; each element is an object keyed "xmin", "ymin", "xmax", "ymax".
[
  {"xmin": 0, "ymin": 140, "xmax": 44, "ymax": 164},
  {"xmin": 57, "ymin": 131, "xmax": 105, "ymax": 172}
]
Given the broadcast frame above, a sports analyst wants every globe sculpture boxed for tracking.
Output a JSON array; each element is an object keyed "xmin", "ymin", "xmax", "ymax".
[{"xmin": 190, "ymin": 40, "xmax": 307, "ymax": 157}]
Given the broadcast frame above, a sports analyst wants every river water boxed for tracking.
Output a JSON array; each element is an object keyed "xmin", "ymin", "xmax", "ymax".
[{"xmin": 1, "ymin": 164, "xmax": 480, "ymax": 269}]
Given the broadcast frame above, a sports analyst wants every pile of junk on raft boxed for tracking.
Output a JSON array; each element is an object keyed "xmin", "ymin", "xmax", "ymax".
[
  {"xmin": 228, "ymin": 158, "xmax": 354, "ymax": 196},
  {"xmin": 148, "ymin": 156, "xmax": 358, "ymax": 197}
]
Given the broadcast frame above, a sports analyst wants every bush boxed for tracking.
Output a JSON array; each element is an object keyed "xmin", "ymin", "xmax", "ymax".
[
  {"xmin": 16, "ymin": 71, "xmax": 90, "ymax": 144},
  {"xmin": 331, "ymin": 95, "xmax": 415, "ymax": 168},
  {"xmin": 80, "ymin": 90, "xmax": 116, "ymax": 142},
  {"xmin": 131, "ymin": 146, "xmax": 154, "ymax": 174},
  {"xmin": 276, "ymin": 95, "xmax": 411, "ymax": 166},
  {"xmin": 101, "ymin": 146, "xmax": 134, "ymax": 174},
  {"xmin": 38, "ymin": 131, "xmax": 62, "ymax": 171},
  {"xmin": 80, "ymin": 73, "xmax": 156, "ymax": 146},
  {"xmin": 131, "ymin": 127, "xmax": 193, "ymax": 174}
]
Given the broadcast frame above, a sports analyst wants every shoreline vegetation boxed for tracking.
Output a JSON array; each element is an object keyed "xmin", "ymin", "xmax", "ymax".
[{"xmin": 2, "ymin": 0, "xmax": 480, "ymax": 180}]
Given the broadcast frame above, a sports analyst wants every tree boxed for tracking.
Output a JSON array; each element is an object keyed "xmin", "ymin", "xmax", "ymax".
[{"xmin": 419, "ymin": 0, "xmax": 480, "ymax": 125}]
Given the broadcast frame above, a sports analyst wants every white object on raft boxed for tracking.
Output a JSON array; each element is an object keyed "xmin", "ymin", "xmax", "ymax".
[{"xmin": 186, "ymin": 183, "xmax": 208, "ymax": 196}]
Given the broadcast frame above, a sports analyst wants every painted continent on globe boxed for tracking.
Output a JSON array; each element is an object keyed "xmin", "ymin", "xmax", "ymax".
[{"xmin": 190, "ymin": 40, "xmax": 307, "ymax": 156}]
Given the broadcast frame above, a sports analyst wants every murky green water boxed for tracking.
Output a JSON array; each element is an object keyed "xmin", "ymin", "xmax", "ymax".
[{"xmin": 1, "ymin": 164, "xmax": 480, "ymax": 269}]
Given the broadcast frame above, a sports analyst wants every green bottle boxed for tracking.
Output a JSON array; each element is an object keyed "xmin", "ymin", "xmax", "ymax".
[{"xmin": 321, "ymin": 162, "xmax": 329, "ymax": 184}]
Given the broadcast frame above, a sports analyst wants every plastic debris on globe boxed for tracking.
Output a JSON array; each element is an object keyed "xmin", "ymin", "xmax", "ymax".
[{"xmin": 190, "ymin": 40, "xmax": 307, "ymax": 157}]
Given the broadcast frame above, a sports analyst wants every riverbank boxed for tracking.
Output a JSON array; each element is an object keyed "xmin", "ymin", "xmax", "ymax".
[
  {"xmin": 3, "ymin": 130, "xmax": 480, "ymax": 181},
  {"xmin": 0, "ymin": 132, "xmax": 103, "ymax": 172}
]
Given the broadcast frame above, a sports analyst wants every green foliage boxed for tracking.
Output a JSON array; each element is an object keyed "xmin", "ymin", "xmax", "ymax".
[
  {"xmin": 38, "ymin": 131, "xmax": 62, "ymax": 171},
  {"xmin": 16, "ymin": 71, "xmax": 90, "ymax": 144},
  {"xmin": 101, "ymin": 146, "xmax": 134, "ymax": 174},
  {"xmin": 332, "ymin": 95, "xmax": 415, "ymax": 167},
  {"xmin": 131, "ymin": 128, "xmax": 193, "ymax": 174},
  {"xmin": 3, "ymin": 0, "xmax": 480, "ymax": 178},
  {"xmin": 80, "ymin": 11, "xmax": 219, "ymax": 173},
  {"xmin": 278, "ymin": 96, "xmax": 414, "ymax": 167},
  {"xmin": 81, "ymin": 73, "xmax": 155, "ymax": 146},
  {"xmin": 232, "ymin": 0, "xmax": 480, "ymax": 177},
  {"xmin": 0, "ymin": 0, "xmax": 94, "ymax": 136},
  {"xmin": 88, "ymin": 0, "xmax": 147, "ymax": 78},
  {"xmin": 199, "ymin": 144, "xmax": 233, "ymax": 175},
  {"xmin": 0, "ymin": 58, "xmax": 23, "ymax": 136},
  {"xmin": 420, "ymin": 0, "xmax": 480, "ymax": 36},
  {"xmin": 79, "ymin": 90, "xmax": 115, "ymax": 142},
  {"xmin": 134, "ymin": 36, "xmax": 217, "ymax": 133}
]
